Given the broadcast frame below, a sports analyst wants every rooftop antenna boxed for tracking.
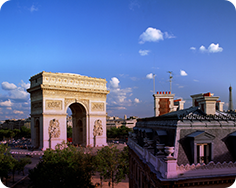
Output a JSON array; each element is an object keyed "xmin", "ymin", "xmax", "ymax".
[
  {"xmin": 153, "ymin": 74, "xmax": 156, "ymax": 94},
  {"xmin": 168, "ymin": 71, "xmax": 173, "ymax": 93}
]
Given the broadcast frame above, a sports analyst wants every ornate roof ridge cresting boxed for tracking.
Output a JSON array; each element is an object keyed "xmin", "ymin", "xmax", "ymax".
[{"xmin": 137, "ymin": 107, "xmax": 236, "ymax": 123}]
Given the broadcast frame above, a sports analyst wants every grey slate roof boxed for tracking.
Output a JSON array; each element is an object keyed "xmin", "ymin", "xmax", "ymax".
[{"xmin": 158, "ymin": 106, "xmax": 236, "ymax": 121}]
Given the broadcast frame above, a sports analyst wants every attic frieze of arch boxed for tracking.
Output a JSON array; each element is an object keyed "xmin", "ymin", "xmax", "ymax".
[{"xmin": 42, "ymin": 89, "xmax": 108, "ymax": 100}]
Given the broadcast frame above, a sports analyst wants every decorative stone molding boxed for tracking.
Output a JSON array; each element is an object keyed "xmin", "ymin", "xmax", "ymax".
[
  {"xmin": 48, "ymin": 119, "xmax": 60, "ymax": 138},
  {"xmin": 43, "ymin": 89, "xmax": 108, "ymax": 99},
  {"xmin": 46, "ymin": 100, "xmax": 62, "ymax": 110},
  {"xmin": 29, "ymin": 71, "xmax": 108, "ymax": 90},
  {"xmin": 91, "ymin": 102, "xmax": 104, "ymax": 111},
  {"xmin": 65, "ymin": 98, "xmax": 89, "ymax": 110}
]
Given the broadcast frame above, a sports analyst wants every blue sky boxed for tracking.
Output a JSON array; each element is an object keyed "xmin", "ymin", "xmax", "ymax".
[{"xmin": 0, "ymin": 0, "xmax": 236, "ymax": 120}]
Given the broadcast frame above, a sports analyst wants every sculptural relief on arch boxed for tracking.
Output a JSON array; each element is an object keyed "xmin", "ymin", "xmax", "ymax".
[{"xmin": 27, "ymin": 71, "xmax": 110, "ymax": 150}]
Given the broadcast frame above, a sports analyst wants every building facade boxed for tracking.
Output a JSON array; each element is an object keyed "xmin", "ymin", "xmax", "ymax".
[{"xmin": 128, "ymin": 92, "xmax": 236, "ymax": 188}]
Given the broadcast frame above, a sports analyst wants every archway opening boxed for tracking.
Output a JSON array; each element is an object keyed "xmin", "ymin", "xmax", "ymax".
[{"xmin": 67, "ymin": 103, "xmax": 86, "ymax": 146}]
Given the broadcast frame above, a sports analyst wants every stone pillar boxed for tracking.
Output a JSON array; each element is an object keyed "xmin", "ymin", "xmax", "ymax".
[{"xmin": 164, "ymin": 158, "xmax": 178, "ymax": 178}]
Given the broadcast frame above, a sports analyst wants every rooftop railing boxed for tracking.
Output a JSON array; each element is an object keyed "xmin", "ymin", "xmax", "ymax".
[{"xmin": 128, "ymin": 136, "xmax": 236, "ymax": 179}]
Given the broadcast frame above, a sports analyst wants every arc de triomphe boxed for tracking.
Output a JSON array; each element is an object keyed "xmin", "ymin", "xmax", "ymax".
[{"xmin": 27, "ymin": 71, "xmax": 109, "ymax": 150}]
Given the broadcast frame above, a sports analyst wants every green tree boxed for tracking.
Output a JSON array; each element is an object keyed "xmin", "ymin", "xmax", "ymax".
[
  {"xmin": 107, "ymin": 126, "xmax": 132, "ymax": 140},
  {"xmin": 94, "ymin": 146, "xmax": 129, "ymax": 188},
  {"xmin": 20, "ymin": 126, "xmax": 31, "ymax": 138},
  {"xmin": 16, "ymin": 157, "xmax": 32, "ymax": 175},
  {"xmin": 29, "ymin": 142, "xmax": 95, "ymax": 188},
  {"xmin": 67, "ymin": 126, "xmax": 72, "ymax": 138},
  {"xmin": 11, "ymin": 158, "xmax": 19, "ymax": 183},
  {"xmin": 107, "ymin": 127, "xmax": 118, "ymax": 138},
  {"xmin": 13, "ymin": 129, "xmax": 21, "ymax": 139},
  {"xmin": 0, "ymin": 129, "xmax": 8, "ymax": 140},
  {"xmin": 117, "ymin": 126, "xmax": 132, "ymax": 139},
  {"xmin": 0, "ymin": 144, "xmax": 15, "ymax": 185}
]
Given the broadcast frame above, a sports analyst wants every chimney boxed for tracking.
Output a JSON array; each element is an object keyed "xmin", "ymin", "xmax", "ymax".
[
  {"xmin": 191, "ymin": 92, "xmax": 219, "ymax": 115},
  {"xmin": 216, "ymin": 100, "xmax": 224, "ymax": 111},
  {"xmin": 229, "ymin": 86, "xmax": 233, "ymax": 111},
  {"xmin": 190, "ymin": 93, "xmax": 204, "ymax": 107},
  {"xmin": 174, "ymin": 99, "xmax": 185, "ymax": 110},
  {"xmin": 153, "ymin": 91, "xmax": 175, "ymax": 116}
]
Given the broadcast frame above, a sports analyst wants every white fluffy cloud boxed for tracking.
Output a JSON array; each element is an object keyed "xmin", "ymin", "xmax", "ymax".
[
  {"xmin": 134, "ymin": 98, "xmax": 140, "ymax": 103},
  {"xmin": 2, "ymin": 82, "xmax": 17, "ymax": 90},
  {"xmin": 208, "ymin": 43, "xmax": 223, "ymax": 53},
  {"xmin": 10, "ymin": 88, "xmax": 29, "ymax": 100},
  {"xmin": 199, "ymin": 43, "xmax": 223, "ymax": 53},
  {"xmin": 146, "ymin": 73, "xmax": 154, "ymax": 79},
  {"xmin": 110, "ymin": 77, "xmax": 120, "ymax": 88},
  {"xmin": 107, "ymin": 77, "xmax": 142, "ymax": 112},
  {"xmin": 110, "ymin": 87, "xmax": 132, "ymax": 103},
  {"xmin": 139, "ymin": 27, "xmax": 164, "ymax": 44},
  {"xmin": 139, "ymin": 27, "xmax": 175, "ymax": 44},
  {"xmin": 19, "ymin": 80, "xmax": 30, "ymax": 89},
  {"xmin": 30, "ymin": 5, "xmax": 38, "ymax": 12},
  {"xmin": 0, "ymin": 99, "xmax": 13, "ymax": 107},
  {"xmin": 139, "ymin": 50, "xmax": 150, "ymax": 56},
  {"xmin": 190, "ymin": 47, "xmax": 196, "ymax": 51},
  {"xmin": 0, "ymin": 80, "xmax": 30, "ymax": 120},
  {"xmin": 199, "ymin": 45, "xmax": 207, "ymax": 52},
  {"xmin": 13, "ymin": 110, "xmax": 24, "ymax": 114},
  {"xmin": 180, "ymin": 70, "xmax": 188, "ymax": 76},
  {"xmin": 164, "ymin": 32, "xmax": 175, "ymax": 39}
]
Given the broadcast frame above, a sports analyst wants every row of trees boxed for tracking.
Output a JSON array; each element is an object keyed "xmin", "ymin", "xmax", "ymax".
[
  {"xmin": 29, "ymin": 142, "xmax": 129, "ymax": 188},
  {"xmin": 107, "ymin": 125, "xmax": 132, "ymax": 139},
  {"xmin": 0, "ymin": 126, "xmax": 31, "ymax": 140},
  {"xmin": 0, "ymin": 144, "xmax": 31, "ymax": 186},
  {"xmin": 0, "ymin": 125, "xmax": 131, "ymax": 141}
]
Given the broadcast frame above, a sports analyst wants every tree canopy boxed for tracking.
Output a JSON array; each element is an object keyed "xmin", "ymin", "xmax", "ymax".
[
  {"xmin": 0, "ymin": 126, "xmax": 31, "ymax": 140},
  {"xmin": 0, "ymin": 144, "xmax": 15, "ymax": 180},
  {"xmin": 107, "ymin": 126, "xmax": 132, "ymax": 139},
  {"xmin": 29, "ymin": 142, "xmax": 95, "ymax": 188},
  {"xmin": 94, "ymin": 146, "xmax": 129, "ymax": 188}
]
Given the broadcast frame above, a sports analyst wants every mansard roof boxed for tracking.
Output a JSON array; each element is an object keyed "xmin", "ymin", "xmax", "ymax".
[{"xmin": 139, "ymin": 106, "xmax": 236, "ymax": 122}]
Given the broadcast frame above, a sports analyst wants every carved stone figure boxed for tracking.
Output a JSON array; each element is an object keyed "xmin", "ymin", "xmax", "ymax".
[
  {"xmin": 48, "ymin": 119, "xmax": 60, "ymax": 138},
  {"xmin": 93, "ymin": 119, "xmax": 103, "ymax": 136}
]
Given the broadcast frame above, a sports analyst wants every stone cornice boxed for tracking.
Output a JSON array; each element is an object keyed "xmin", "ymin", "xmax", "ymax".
[
  {"xmin": 28, "ymin": 84, "xmax": 110, "ymax": 95},
  {"xmin": 29, "ymin": 71, "xmax": 109, "ymax": 92}
]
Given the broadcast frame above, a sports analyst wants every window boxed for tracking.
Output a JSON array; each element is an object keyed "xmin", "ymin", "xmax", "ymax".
[
  {"xmin": 197, "ymin": 143, "xmax": 211, "ymax": 164},
  {"xmin": 187, "ymin": 131, "xmax": 215, "ymax": 164}
]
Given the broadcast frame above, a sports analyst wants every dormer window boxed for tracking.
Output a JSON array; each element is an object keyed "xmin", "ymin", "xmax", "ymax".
[
  {"xmin": 197, "ymin": 143, "xmax": 211, "ymax": 164},
  {"xmin": 187, "ymin": 131, "xmax": 215, "ymax": 164},
  {"xmin": 226, "ymin": 131, "xmax": 236, "ymax": 161}
]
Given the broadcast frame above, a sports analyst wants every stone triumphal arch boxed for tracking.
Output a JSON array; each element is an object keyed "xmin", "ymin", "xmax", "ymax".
[{"xmin": 27, "ymin": 71, "xmax": 109, "ymax": 150}]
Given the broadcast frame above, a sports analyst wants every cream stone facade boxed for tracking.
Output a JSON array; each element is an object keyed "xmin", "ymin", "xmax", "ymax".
[{"xmin": 27, "ymin": 71, "xmax": 109, "ymax": 150}]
